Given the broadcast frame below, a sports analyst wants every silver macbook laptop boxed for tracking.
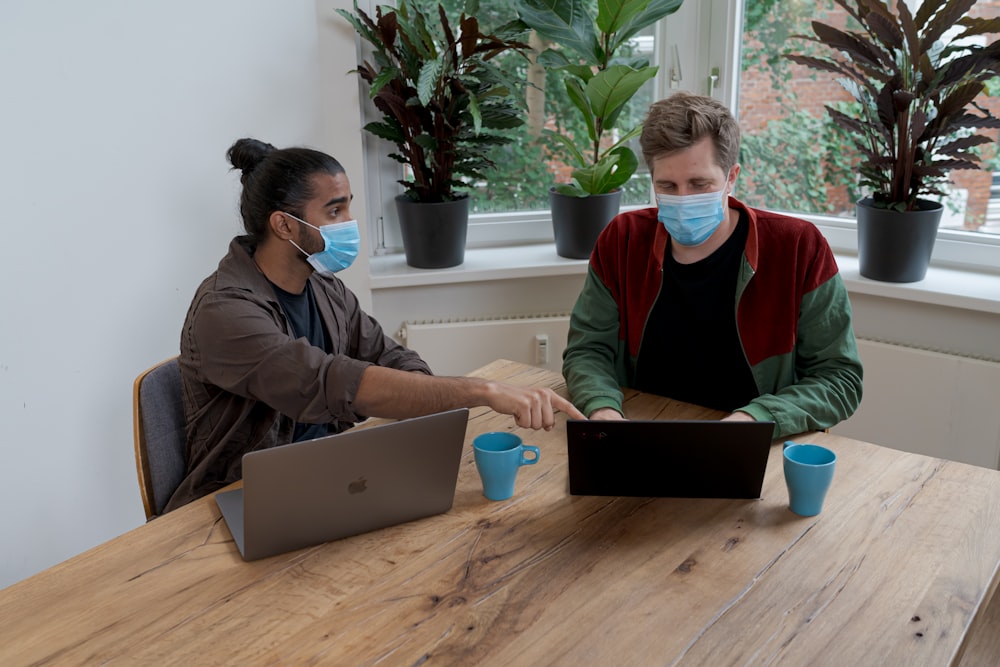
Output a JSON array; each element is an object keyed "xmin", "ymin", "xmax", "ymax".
[
  {"xmin": 567, "ymin": 419, "xmax": 776, "ymax": 499},
  {"xmin": 216, "ymin": 408, "xmax": 469, "ymax": 561}
]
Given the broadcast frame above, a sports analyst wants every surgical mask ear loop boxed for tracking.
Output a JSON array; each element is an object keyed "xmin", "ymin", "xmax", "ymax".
[
  {"xmin": 289, "ymin": 239, "xmax": 310, "ymax": 257},
  {"xmin": 285, "ymin": 212, "xmax": 322, "ymax": 260},
  {"xmin": 280, "ymin": 211, "xmax": 312, "ymax": 258}
]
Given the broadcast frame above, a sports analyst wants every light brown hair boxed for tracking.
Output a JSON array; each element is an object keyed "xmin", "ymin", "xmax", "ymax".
[{"xmin": 639, "ymin": 92, "xmax": 741, "ymax": 172}]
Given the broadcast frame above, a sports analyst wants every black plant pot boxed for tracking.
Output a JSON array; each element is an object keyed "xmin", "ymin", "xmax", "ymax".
[
  {"xmin": 856, "ymin": 197, "xmax": 943, "ymax": 283},
  {"xmin": 550, "ymin": 188, "xmax": 622, "ymax": 260},
  {"xmin": 395, "ymin": 194, "xmax": 469, "ymax": 269}
]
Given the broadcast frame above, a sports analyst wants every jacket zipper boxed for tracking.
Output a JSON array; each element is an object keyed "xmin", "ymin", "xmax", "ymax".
[{"xmin": 734, "ymin": 257, "xmax": 759, "ymax": 392}]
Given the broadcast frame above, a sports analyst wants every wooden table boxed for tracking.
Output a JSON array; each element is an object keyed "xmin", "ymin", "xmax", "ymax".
[{"xmin": 4, "ymin": 359, "xmax": 1000, "ymax": 666}]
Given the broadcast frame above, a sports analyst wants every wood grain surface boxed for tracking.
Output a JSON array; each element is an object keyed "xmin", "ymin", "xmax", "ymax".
[{"xmin": 3, "ymin": 360, "xmax": 999, "ymax": 666}]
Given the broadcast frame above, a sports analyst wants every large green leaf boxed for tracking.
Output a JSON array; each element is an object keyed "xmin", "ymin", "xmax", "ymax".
[
  {"xmin": 571, "ymin": 145, "xmax": 639, "ymax": 194},
  {"xmin": 585, "ymin": 65, "xmax": 658, "ymax": 127},
  {"xmin": 515, "ymin": 0, "xmax": 600, "ymax": 63},
  {"xmin": 573, "ymin": 152, "xmax": 620, "ymax": 193},
  {"xmin": 596, "ymin": 0, "xmax": 651, "ymax": 35},
  {"xmin": 565, "ymin": 77, "xmax": 598, "ymax": 144},
  {"xmin": 610, "ymin": 0, "xmax": 683, "ymax": 52}
]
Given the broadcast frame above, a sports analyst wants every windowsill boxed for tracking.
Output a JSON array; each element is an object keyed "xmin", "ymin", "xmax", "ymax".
[
  {"xmin": 836, "ymin": 255, "xmax": 1000, "ymax": 315},
  {"xmin": 369, "ymin": 243, "xmax": 1000, "ymax": 316},
  {"xmin": 368, "ymin": 243, "xmax": 589, "ymax": 289}
]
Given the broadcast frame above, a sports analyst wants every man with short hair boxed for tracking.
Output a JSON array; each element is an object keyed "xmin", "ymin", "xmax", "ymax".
[{"xmin": 562, "ymin": 92, "xmax": 862, "ymax": 438}]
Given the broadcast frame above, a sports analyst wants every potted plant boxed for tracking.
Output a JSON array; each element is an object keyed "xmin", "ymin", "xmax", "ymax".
[
  {"xmin": 514, "ymin": 0, "xmax": 682, "ymax": 259},
  {"xmin": 786, "ymin": 0, "xmax": 1000, "ymax": 282},
  {"xmin": 338, "ymin": 1, "xmax": 528, "ymax": 269}
]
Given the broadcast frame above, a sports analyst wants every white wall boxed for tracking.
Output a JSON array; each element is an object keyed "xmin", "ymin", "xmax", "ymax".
[{"xmin": 0, "ymin": 0, "xmax": 366, "ymax": 588}]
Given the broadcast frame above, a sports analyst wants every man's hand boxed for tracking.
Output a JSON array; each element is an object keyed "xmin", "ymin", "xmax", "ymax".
[
  {"xmin": 354, "ymin": 366, "xmax": 585, "ymax": 431},
  {"xmin": 483, "ymin": 382, "xmax": 585, "ymax": 430},
  {"xmin": 722, "ymin": 411, "xmax": 755, "ymax": 423},
  {"xmin": 589, "ymin": 407, "xmax": 626, "ymax": 421}
]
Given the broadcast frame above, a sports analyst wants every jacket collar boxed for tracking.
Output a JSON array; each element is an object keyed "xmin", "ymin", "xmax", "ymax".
[
  {"xmin": 216, "ymin": 236, "xmax": 277, "ymax": 297},
  {"xmin": 652, "ymin": 196, "xmax": 759, "ymax": 271}
]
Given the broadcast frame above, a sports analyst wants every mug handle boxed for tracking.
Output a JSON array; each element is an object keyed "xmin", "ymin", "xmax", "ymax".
[{"xmin": 520, "ymin": 445, "xmax": 540, "ymax": 465}]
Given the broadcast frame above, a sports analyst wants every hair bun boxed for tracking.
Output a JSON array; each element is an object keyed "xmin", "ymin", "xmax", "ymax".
[{"xmin": 226, "ymin": 138, "xmax": 276, "ymax": 177}]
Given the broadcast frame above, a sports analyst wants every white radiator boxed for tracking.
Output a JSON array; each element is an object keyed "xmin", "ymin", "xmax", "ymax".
[
  {"xmin": 398, "ymin": 322, "xmax": 1000, "ymax": 469},
  {"xmin": 832, "ymin": 339, "xmax": 1000, "ymax": 470},
  {"xmin": 398, "ymin": 314, "xmax": 571, "ymax": 377}
]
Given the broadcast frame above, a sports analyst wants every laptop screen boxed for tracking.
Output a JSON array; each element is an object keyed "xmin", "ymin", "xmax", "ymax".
[{"xmin": 566, "ymin": 419, "xmax": 776, "ymax": 499}]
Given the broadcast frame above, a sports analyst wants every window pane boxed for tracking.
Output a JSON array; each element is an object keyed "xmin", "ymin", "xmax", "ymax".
[
  {"xmin": 422, "ymin": 0, "xmax": 655, "ymax": 215},
  {"xmin": 736, "ymin": 0, "xmax": 1000, "ymax": 236}
]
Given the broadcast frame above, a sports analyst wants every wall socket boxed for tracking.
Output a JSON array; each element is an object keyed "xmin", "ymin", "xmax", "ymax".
[{"xmin": 534, "ymin": 333, "xmax": 549, "ymax": 365}]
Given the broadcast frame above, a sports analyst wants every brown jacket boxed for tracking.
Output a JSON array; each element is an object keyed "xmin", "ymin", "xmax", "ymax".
[{"xmin": 164, "ymin": 237, "xmax": 430, "ymax": 512}]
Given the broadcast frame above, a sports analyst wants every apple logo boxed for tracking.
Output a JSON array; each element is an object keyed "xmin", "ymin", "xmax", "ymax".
[{"xmin": 347, "ymin": 476, "xmax": 368, "ymax": 495}]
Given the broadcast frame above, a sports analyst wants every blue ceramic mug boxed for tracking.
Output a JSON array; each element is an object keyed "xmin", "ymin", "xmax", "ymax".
[
  {"xmin": 783, "ymin": 443, "xmax": 837, "ymax": 517},
  {"xmin": 473, "ymin": 432, "xmax": 540, "ymax": 501}
]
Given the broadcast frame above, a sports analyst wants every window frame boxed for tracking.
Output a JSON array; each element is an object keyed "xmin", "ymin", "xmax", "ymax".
[{"xmin": 357, "ymin": 0, "xmax": 1000, "ymax": 273}]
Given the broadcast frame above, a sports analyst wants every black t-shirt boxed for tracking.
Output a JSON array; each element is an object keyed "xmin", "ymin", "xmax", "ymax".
[
  {"xmin": 633, "ymin": 213, "xmax": 759, "ymax": 412},
  {"xmin": 271, "ymin": 280, "xmax": 331, "ymax": 442}
]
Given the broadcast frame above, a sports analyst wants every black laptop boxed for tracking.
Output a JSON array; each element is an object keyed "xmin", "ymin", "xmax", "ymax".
[{"xmin": 566, "ymin": 419, "xmax": 776, "ymax": 499}]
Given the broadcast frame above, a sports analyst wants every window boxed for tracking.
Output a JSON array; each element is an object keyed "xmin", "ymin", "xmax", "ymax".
[
  {"xmin": 360, "ymin": 0, "xmax": 1000, "ymax": 271},
  {"xmin": 736, "ymin": 1, "xmax": 1000, "ymax": 239},
  {"xmin": 361, "ymin": 0, "xmax": 660, "ymax": 252}
]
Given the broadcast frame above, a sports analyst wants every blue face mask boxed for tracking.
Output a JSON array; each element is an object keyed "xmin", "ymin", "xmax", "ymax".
[
  {"xmin": 285, "ymin": 213, "xmax": 360, "ymax": 275},
  {"xmin": 655, "ymin": 189, "xmax": 727, "ymax": 246}
]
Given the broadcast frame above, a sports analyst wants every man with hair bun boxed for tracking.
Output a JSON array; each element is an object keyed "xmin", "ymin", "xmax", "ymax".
[{"xmin": 165, "ymin": 138, "xmax": 583, "ymax": 512}]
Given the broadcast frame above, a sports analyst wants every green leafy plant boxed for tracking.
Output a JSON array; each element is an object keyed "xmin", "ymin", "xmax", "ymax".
[
  {"xmin": 514, "ymin": 0, "xmax": 682, "ymax": 197},
  {"xmin": 785, "ymin": 0, "xmax": 1000, "ymax": 212},
  {"xmin": 337, "ymin": 0, "xmax": 529, "ymax": 203}
]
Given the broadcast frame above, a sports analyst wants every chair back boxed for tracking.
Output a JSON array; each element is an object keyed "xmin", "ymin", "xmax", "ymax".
[{"xmin": 133, "ymin": 357, "xmax": 186, "ymax": 519}]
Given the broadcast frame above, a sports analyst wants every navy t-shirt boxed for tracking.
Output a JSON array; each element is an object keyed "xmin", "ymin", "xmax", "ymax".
[
  {"xmin": 271, "ymin": 280, "xmax": 331, "ymax": 442},
  {"xmin": 633, "ymin": 213, "xmax": 760, "ymax": 412}
]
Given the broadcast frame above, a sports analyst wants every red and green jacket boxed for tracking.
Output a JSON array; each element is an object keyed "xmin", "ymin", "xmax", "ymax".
[{"xmin": 562, "ymin": 199, "xmax": 863, "ymax": 439}]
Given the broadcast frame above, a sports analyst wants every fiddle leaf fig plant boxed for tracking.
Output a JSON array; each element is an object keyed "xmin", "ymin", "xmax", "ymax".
[
  {"xmin": 514, "ymin": 0, "xmax": 683, "ymax": 197},
  {"xmin": 785, "ymin": 0, "xmax": 1000, "ymax": 212}
]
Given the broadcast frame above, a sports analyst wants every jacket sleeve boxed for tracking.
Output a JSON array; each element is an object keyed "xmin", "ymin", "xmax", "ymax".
[
  {"xmin": 738, "ymin": 273, "xmax": 864, "ymax": 438},
  {"xmin": 186, "ymin": 283, "xmax": 429, "ymax": 426},
  {"xmin": 562, "ymin": 266, "xmax": 627, "ymax": 417}
]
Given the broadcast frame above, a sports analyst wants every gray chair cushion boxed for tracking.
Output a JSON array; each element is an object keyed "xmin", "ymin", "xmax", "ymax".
[{"xmin": 139, "ymin": 358, "xmax": 187, "ymax": 515}]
